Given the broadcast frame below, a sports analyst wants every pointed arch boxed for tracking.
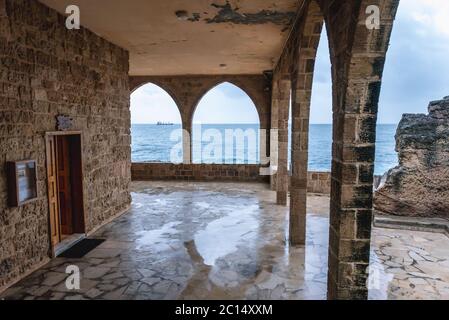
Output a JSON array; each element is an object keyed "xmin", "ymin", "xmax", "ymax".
[
  {"xmin": 131, "ymin": 81, "xmax": 183, "ymax": 117},
  {"xmin": 130, "ymin": 83, "xmax": 183, "ymax": 163},
  {"xmin": 191, "ymin": 82, "xmax": 261, "ymax": 164},
  {"xmin": 191, "ymin": 81, "xmax": 262, "ymax": 126}
]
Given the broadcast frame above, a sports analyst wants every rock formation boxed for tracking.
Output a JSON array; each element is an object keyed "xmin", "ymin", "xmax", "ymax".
[{"xmin": 374, "ymin": 96, "xmax": 449, "ymax": 218}]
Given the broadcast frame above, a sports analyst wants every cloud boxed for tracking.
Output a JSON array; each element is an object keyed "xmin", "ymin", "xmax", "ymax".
[
  {"xmin": 193, "ymin": 82, "xmax": 259, "ymax": 124},
  {"xmin": 130, "ymin": 83, "xmax": 182, "ymax": 124},
  {"xmin": 378, "ymin": 0, "xmax": 449, "ymax": 123},
  {"xmin": 131, "ymin": 4, "xmax": 449, "ymax": 126},
  {"xmin": 404, "ymin": 0, "xmax": 449, "ymax": 38},
  {"xmin": 131, "ymin": 82, "xmax": 259, "ymax": 124},
  {"xmin": 310, "ymin": 1, "xmax": 449, "ymax": 124}
]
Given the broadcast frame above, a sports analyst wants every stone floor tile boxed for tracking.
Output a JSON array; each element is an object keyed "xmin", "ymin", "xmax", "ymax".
[{"xmin": 2, "ymin": 181, "xmax": 449, "ymax": 300}]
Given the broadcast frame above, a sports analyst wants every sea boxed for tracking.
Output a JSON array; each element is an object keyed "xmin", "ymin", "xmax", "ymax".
[{"xmin": 131, "ymin": 124, "xmax": 398, "ymax": 176}]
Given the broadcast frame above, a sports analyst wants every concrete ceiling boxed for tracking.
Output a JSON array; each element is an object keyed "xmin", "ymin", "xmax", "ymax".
[{"xmin": 39, "ymin": 0, "xmax": 301, "ymax": 76}]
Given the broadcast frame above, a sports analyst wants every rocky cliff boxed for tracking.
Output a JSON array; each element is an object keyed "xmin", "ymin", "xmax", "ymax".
[{"xmin": 374, "ymin": 96, "xmax": 449, "ymax": 218}]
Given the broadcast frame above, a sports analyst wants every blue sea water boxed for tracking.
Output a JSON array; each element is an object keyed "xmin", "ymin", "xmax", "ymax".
[{"xmin": 131, "ymin": 124, "xmax": 398, "ymax": 175}]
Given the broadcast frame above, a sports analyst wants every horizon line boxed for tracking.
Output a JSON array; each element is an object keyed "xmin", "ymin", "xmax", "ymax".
[{"xmin": 131, "ymin": 122, "xmax": 398, "ymax": 125}]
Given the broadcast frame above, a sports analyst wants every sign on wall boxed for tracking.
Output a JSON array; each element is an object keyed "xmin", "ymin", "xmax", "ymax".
[
  {"xmin": 6, "ymin": 160, "xmax": 38, "ymax": 207},
  {"xmin": 56, "ymin": 115, "xmax": 74, "ymax": 131}
]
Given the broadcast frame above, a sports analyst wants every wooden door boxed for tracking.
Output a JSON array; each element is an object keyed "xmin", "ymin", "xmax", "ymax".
[
  {"xmin": 46, "ymin": 136, "xmax": 60, "ymax": 246},
  {"xmin": 56, "ymin": 136, "xmax": 73, "ymax": 236},
  {"xmin": 69, "ymin": 135, "xmax": 86, "ymax": 234}
]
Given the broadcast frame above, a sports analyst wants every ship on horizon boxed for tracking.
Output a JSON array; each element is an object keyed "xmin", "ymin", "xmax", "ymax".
[{"xmin": 156, "ymin": 121, "xmax": 174, "ymax": 126}]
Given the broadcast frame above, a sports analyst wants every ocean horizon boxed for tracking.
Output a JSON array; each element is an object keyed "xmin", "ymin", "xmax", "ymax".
[{"xmin": 131, "ymin": 123, "xmax": 398, "ymax": 175}]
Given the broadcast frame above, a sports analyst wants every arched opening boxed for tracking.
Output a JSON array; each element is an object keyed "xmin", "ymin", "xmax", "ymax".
[
  {"xmin": 308, "ymin": 25, "xmax": 332, "ymax": 173},
  {"xmin": 130, "ymin": 83, "xmax": 183, "ymax": 163},
  {"xmin": 192, "ymin": 82, "xmax": 261, "ymax": 164}
]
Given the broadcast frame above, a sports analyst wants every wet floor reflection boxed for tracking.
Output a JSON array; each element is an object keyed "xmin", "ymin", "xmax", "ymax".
[
  {"xmin": 194, "ymin": 204, "xmax": 259, "ymax": 266},
  {"xmin": 2, "ymin": 181, "xmax": 449, "ymax": 300}
]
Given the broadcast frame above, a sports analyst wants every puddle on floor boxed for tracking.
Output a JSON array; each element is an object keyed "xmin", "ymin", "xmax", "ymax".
[{"xmin": 194, "ymin": 204, "xmax": 259, "ymax": 266}]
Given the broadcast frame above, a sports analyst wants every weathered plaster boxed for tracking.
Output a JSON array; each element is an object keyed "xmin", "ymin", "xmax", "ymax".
[
  {"xmin": 39, "ymin": 0, "xmax": 302, "ymax": 75},
  {"xmin": 207, "ymin": 2, "xmax": 296, "ymax": 30}
]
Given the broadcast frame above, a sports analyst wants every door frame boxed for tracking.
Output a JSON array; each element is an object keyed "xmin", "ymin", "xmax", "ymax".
[{"xmin": 45, "ymin": 131, "xmax": 87, "ymax": 257}]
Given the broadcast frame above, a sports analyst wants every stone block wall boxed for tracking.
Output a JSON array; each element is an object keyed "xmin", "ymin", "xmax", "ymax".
[
  {"xmin": 131, "ymin": 163, "xmax": 331, "ymax": 194},
  {"xmin": 286, "ymin": 171, "xmax": 332, "ymax": 194},
  {"xmin": 0, "ymin": 0, "xmax": 131, "ymax": 290},
  {"xmin": 306, "ymin": 171, "xmax": 331, "ymax": 194},
  {"xmin": 131, "ymin": 163, "xmax": 269, "ymax": 183}
]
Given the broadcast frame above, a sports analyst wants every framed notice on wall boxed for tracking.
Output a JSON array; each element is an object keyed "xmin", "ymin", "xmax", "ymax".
[{"xmin": 6, "ymin": 160, "xmax": 38, "ymax": 207}]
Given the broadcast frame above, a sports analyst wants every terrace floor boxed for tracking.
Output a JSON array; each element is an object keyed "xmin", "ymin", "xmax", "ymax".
[{"xmin": 2, "ymin": 181, "xmax": 449, "ymax": 300}]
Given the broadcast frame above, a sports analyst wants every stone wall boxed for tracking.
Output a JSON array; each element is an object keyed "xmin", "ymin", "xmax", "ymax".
[
  {"xmin": 286, "ymin": 171, "xmax": 332, "ymax": 194},
  {"xmin": 131, "ymin": 163, "xmax": 331, "ymax": 194},
  {"xmin": 0, "ymin": 0, "xmax": 131, "ymax": 290},
  {"xmin": 374, "ymin": 96, "xmax": 449, "ymax": 218},
  {"xmin": 131, "ymin": 163, "xmax": 269, "ymax": 183},
  {"xmin": 306, "ymin": 171, "xmax": 331, "ymax": 194}
]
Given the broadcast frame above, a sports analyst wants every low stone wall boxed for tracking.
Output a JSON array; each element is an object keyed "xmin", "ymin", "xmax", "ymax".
[
  {"xmin": 305, "ymin": 171, "xmax": 331, "ymax": 194},
  {"xmin": 131, "ymin": 163, "xmax": 332, "ymax": 194},
  {"xmin": 131, "ymin": 163, "xmax": 270, "ymax": 182}
]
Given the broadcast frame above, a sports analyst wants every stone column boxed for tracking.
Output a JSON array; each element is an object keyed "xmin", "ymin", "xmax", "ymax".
[
  {"xmin": 324, "ymin": 0, "xmax": 400, "ymax": 300},
  {"xmin": 259, "ymin": 117, "xmax": 271, "ymax": 174},
  {"xmin": 289, "ymin": 77, "xmax": 311, "ymax": 245},
  {"xmin": 183, "ymin": 120, "xmax": 192, "ymax": 164},
  {"xmin": 276, "ymin": 79, "xmax": 291, "ymax": 205},
  {"xmin": 288, "ymin": 0, "xmax": 323, "ymax": 245},
  {"xmin": 269, "ymin": 80, "xmax": 280, "ymax": 190}
]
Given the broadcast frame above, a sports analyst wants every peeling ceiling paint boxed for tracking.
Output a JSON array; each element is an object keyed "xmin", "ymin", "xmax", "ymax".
[
  {"xmin": 206, "ymin": 2, "xmax": 295, "ymax": 28},
  {"xmin": 38, "ymin": 0, "xmax": 302, "ymax": 76}
]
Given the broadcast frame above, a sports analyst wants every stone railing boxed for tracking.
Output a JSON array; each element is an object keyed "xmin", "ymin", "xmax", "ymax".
[
  {"xmin": 131, "ymin": 163, "xmax": 270, "ymax": 182},
  {"xmin": 304, "ymin": 171, "xmax": 331, "ymax": 194},
  {"xmin": 131, "ymin": 163, "xmax": 335, "ymax": 194},
  {"xmin": 131, "ymin": 163, "xmax": 388, "ymax": 196}
]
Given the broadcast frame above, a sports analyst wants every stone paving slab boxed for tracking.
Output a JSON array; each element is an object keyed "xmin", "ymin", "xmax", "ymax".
[{"xmin": 1, "ymin": 181, "xmax": 449, "ymax": 300}]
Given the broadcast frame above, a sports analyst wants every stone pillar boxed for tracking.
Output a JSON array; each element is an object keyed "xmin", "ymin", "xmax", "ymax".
[
  {"xmin": 288, "ymin": 0, "xmax": 323, "ymax": 245},
  {"xmin": 289, "ymin": 78, "xmax": 310, "ymax": 245},
  {"xmin": 270, "ymin": 81, "xmax": 280, "ymax": 190},
  {"xmin": 324, "ymin": 0, "xmax": 400, "ymax": 300},
  {"xmin": 183, "ymin": 120, "xmax": 192, "ymax": 164},
  {"xmin": 276, "ymin": 79, "xmax": 291, "ymax": 205},
  {"xmin": 260, "ymin": 120, "xmax": 271, "ymax": 173}
]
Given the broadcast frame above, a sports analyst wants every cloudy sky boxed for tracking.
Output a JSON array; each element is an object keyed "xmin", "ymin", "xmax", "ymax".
[{"xmin": 131, "ymin": 0, "xmax": 449, "ymax": 125}]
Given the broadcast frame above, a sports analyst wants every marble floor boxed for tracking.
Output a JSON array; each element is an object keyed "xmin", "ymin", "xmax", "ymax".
[{"xmin": 1, "ymin": 181, "xmax": 449, "ymax": 300}]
